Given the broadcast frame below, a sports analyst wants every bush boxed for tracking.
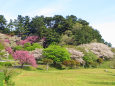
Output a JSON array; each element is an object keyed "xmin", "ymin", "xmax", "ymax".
[
  {"xmin": 24, "ymin": 46, "xmax": 34, "ymax": 51},
  {"xmin": 97, "ymin": 58, "xmax": 103, "ymax": 65},
  {"xmin": 0, "ymin": 62, "xmax": 13, "ymax": 67},
  {"xmin": 24, "ymin": 43, "xmax": 42, "ymax": 51},
  {"xmin": 110, "ymin": 59, "xmax": 115, "ymax": 69},
  {"xmin": 14, "ymin": 45, "xmax": 23, "ymax": 51},
  {"xmin": 0, "ymin": 42, "xmax": 4, "ymax": 50},
  {"xmin": 43, "ymin": 45, "xmax": 70, "ymax": 63},
  {"xmin": 91, "ymin": 62, "xmax": 98, "ymax": 68},
  {"xmin": 75, "ymin": 60, "xmax": 80, "ymax": 68},
  {"xmin": 63, "ymin": 60, "xmax": 79, "ymax": 69},
  {"xmin": 62, "ymin": 60, "xmax": 71, "ymax": 67},
  {"xmin": 23, "ymin": 42, "xmax": 31, "ymax": 48},
  {"xmin": 83, "ymin": 52, "xmax": 97, "ymax": 67},
  {"xmin": 32, "ymin": 43, "xmax": 43, "ymax": 49},
  {"xmin": 69, "ymin": 60, "xmax": 76, "ymax": 68},
  {"xmin": 2, "ymin": 68, "xmax": 16, "ymax": 86},
  {"xmin": 0, "ymin": 72, "xmax": 4, "ymax": 86}
]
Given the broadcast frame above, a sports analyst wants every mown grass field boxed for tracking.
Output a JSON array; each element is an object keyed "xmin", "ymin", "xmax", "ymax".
[{"xmin": 13, "ymin": 68, "xmax": 115, "ymax": 86}]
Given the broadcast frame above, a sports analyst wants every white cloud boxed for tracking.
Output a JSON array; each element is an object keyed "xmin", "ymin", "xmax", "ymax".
[
  {"xmin": 34, "ymin": 8, "xmax": 59, "ymax": 17},
  {"xmin": 24, "ymin": 0, "xmax": 71, "ymax": 17},
  {"xmin": 92, "ymin": 22, "xmax": 115, "ymax": 47}
]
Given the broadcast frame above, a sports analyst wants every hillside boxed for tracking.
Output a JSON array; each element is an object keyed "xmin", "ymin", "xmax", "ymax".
[{"xmin": 0, "ymin": 15, "xmax": 115, "ymax": 86}]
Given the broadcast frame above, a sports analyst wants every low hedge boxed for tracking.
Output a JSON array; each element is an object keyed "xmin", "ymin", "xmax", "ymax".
[{"xmin": 0, "ymin": 61, "xmax": 18, "ymax": 67}]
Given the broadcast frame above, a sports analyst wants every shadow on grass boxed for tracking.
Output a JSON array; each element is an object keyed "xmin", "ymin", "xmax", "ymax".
[{"xmin": 89, "ymin": 81, "xmax": 115, "ymax": 85}]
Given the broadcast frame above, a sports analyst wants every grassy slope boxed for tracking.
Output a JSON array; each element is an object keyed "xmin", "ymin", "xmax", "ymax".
[{"xmin": 13, "ymin": 68, "xmax": 115, "ymax": 86}]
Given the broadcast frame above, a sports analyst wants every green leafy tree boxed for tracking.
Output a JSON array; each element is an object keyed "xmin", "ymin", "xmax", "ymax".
[
  {"xmin": 74, "ymin": 26, "xmax": 103, "ymax": 45},
  {"xmin": 30, "ymin": 16, "xmax": 46, "ymax": 38},
  {"xmin": 43, "ymin": 45, "xmax": 70, "ymax": 64},
  {"xmin": 44, "ymin": 29, "xmax": 60, "ymax": 47},
  {"xmin": 0, "ymin": 15, "xmax": 10, "ymax": 33},
  {"xmin": 14, "ymin": 15, "xmax": 30, "ymax": 37}
]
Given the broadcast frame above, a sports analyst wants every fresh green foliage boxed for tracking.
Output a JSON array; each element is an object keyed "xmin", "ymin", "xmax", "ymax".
[
  {"xmin": 14, "ymin": 43, "xmax": 42, "ymax": 51},
  {"xmin": 97, "ymin": 58, "xmax": 103, "ymax": 64},
  {"xmin": 23, "ymin": 42, "xmax": 31, "ymax": 48},
  {"xmin": 32, "ymin": 43, "xmax": 43, "ymax": 49},
  {"xmin": 0, "ymin": 72, "xmax": 4, "ymax": 86},
  {"xmin": 43, "ymin": 45, "xmax": 70, "ymax": 63},
  {"xmin": 0, "ymin": 42, "xmax": 4, "ymax": 50},
  {"xmin": 74, "ymin": 26, "xmax": 103, "ymax": 45},
  {"xmin": 14, "ymin": 45, "xmax": 23, "ymax": 50},
  {"xmin": 45, "ymin": 29, "xmax": 61, "ymax": 47},
  {"xmin": 83, "ymin": 52, "xmax": 97, "ymax": 67},
  {"xmin": 2, "ymin": 68, "xmax": 17, "ymax": 86},
  {"xmin": 24, "ymin": 43, "xmax": 42, "ymax": 51}
]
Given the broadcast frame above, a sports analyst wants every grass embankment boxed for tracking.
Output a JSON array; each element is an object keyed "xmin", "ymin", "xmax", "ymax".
[{"xmin": 13, "ymin": 67, "xmax": 115, "ymax": 86}]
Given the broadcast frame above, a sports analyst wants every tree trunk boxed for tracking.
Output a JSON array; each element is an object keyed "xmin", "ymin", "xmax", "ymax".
[{"xmin": 21, "ymin": 64, "xmax": 24, "ymax": 68}]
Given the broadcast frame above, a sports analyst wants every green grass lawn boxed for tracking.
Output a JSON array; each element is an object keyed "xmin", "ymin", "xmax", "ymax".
[{"xmin": 13, "ymin": 68, "xmax": 115, "ymax": 86}]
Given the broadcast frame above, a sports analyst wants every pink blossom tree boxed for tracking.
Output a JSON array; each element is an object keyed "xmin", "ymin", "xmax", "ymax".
[
  {"xmin": 17, "ymin": 36, "xmax": 39, "ymax": 45},
  {"xmin": 5, "ymin": 47, "xmax": 13, "ymax": 55},
  {"xmin": 4, "ymin": 39, "xmax": 10, "ymax": 44},
  {"xmin": 13, "ymin": 50, "xmax": 37, "ymax": 68}
]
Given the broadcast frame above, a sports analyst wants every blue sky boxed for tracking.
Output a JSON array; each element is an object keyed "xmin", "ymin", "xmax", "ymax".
[{"xmin": 0, "ymin": 0, "xmax": 115, "ymax": 47}]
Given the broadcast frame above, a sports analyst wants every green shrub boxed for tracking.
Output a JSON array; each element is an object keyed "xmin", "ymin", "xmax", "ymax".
[
  {"xmin": 91, "ymin": 62, "xmax": 98, "ymax": 68},
  {"xmin": 24, "ymin": 46, "xmax": 34, "ymax": 51},
  {"xmin": 69, "ymin": 60, "xmax": 76, "ymax": 68},
  {"xmin": 110, "ymin": 59, "xmax": 115, "ymax": 69},
  {"xmin": 83, "ymin": 52, "xmax": 97, "ymax": 67},
  {"xmin": 43, "ymin": 45, "xmax": 70, "ymax": 63},
  {"xmin": 24, "ymin": 42, "xmax": 31, "ymax": 48},
  {"xmin": 0, "ymin": 42, "xmax": 4, "ymax": 50},
  {"xmin": 0, "ymin": 61, "xmax": 17, "ymax": 67},
  {"xmin": 0, "ymin": 72, "xmax": 4, "ymax": 86},
  {"xmin": 8, "ymin": 54, "xmax": 13, "ymax": 60},
  {"xmin": 75, "ymin": 60, "xmax": 80, "ymax": 68},
  {"xmin": 97, "ymin": 58, "xmax": 103, "ymax": 65},
  {"xmin": 62, "ymin": 60, "xmax": 71, "ymax": 67},
  {"xmin": 32, "ymin": 43, "xmax": 43, "ymax": 49},
  {"xmin": 24, "ymin": 43, "xmax": 42, "ymax": 51},
  {"xmin": 2, "ymin": 68, "xmax": 16, "ymax": 86},
  {"xmin": 63, "ymin": 60, "xmax": 79, "ymax": 69},
  {"xmin": 14, "ymin": 45, "xmax": 23, "ymax": 50},
  {"xmin": 0, "ymin": 62, "xmax": 12, "ymax": 67}
]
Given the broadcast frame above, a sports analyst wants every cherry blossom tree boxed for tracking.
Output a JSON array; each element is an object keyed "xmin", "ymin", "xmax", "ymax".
[
  {"xmin": 13, "ymin": 50, "xmax": 37, "ymax": 68},
  {"xmin": 17, "ymin": 36, "xmax": 39, "ymax": 45},
  {"xmin": 5, "ymin": 47, "xmax": 13, "ymax": 54}
]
